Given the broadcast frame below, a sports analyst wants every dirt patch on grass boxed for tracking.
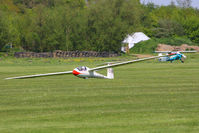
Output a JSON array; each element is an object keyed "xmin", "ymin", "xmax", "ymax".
[{"xmin": 156, "ymin": 44, "xmax": 199, "ymax": 51}]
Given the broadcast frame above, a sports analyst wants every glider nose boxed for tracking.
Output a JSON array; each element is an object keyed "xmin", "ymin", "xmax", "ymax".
[{"xmin": 72, "ymin": 69, "xmax": 81, "ymax": 76}]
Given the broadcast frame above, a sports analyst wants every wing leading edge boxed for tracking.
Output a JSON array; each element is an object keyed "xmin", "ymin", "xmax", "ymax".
[
  {"xmin": 5, "ymin": 71, "xmax": 73, "ymax": 80},
  {"xmin": 89, "ymin": 55, "xmax": 164, "ymax": 71}
]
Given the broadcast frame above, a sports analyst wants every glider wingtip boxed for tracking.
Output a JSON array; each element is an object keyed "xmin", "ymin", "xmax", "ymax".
[
  {"xmin": 5, "ymin": 78, "xmax": 11, "ymax": 80},
  {"xmin": 5, "ymin": 77, "xmax": 18, "ymax": 80}
]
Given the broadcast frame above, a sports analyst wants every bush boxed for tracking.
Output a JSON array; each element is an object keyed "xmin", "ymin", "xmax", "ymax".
[
  {"xmin": 130, "ymin": 39, "xmax": 158, "ymax": 54},
  {"xmin": 156, "ymin": 37, "xmax": 196, "ymax": 46}
]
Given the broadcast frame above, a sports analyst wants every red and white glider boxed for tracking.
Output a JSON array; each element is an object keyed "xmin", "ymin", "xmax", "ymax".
[{"xmin": 5, "ymin": 55, "xmax": 164, "ymax": 80}]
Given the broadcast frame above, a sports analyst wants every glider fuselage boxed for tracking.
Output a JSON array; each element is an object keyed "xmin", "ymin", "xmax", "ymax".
[{"xmin": 72, "ymin": 67, "xmax": 108, "ymax": 79}]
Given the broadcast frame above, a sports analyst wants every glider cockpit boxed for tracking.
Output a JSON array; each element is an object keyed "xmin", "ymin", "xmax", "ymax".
[{"xmin": 76, "ymin": 66, "xmax": 87, "ymax": 71}]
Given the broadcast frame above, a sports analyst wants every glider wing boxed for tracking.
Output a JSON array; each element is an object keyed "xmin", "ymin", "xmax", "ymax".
[
  {"xmin": 5, "ymin": 71, "xmax": 73, "ymax": 80},
  {"xmin": 89, "ymin": 55, "xmax": 164, "ymax": 71}
]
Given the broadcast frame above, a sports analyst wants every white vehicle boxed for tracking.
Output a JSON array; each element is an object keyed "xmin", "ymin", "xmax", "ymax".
[{"xmin": 5, "ymin": 55, "xmax": 165, "ymax": 80}]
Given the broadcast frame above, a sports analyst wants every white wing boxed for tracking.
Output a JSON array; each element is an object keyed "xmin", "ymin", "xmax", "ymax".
[
  {"xmin": 89, "ymin": 55, "xmax": 164, "ymax": 71},
  {"xmin": 5, "ymin": 71, "xmax": 73, "ymax": 80}
]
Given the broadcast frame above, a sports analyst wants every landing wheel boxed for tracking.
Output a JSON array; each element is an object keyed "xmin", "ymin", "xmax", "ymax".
[{"xmin": 181, "ymin": 57, "xmax": 185, "ymax": 63}]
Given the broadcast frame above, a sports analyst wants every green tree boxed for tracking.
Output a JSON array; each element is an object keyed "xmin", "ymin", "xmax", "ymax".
[
  {"xmin": 0, "ymin": 13, "xmax": 8, "ymax": 51},
  {"xmin": 183, "ymin": 16, "xmax": 199, "ymax": 43}
]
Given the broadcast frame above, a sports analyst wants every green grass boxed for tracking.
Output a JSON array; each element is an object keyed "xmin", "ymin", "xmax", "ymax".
[{"xmin": 0, "ymin": 55, "xmax": 199, "ymax": 133}]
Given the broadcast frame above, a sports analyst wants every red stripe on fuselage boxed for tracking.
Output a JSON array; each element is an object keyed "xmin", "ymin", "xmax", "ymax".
[{"xmin": 72, "ymin": 70, "xmax": 81, "ymax": 76}]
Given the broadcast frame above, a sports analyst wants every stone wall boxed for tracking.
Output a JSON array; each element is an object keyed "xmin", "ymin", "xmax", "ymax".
[{"xmin": 14, "ymin": 51, "xmax": 119, "ymax": 58}]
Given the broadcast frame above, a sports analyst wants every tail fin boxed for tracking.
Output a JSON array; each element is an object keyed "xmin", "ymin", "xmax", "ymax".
[{"xmin": 107, "ymin": 67, "xmax": 114, "ymax": 79}]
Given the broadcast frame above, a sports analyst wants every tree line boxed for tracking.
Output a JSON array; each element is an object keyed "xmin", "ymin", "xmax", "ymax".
[{"xmin": 0, "ymin": 0, "xmax": 199, "ymax": 53}]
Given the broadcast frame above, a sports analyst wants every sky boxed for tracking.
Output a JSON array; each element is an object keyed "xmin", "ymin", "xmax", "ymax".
[{"xmin": 140, "ymin": 0, "xmax": 199, "ymax": 8}]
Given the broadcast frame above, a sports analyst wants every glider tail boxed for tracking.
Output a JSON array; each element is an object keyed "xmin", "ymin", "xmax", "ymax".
[{"xmin": 107, "ymin": 67, "xmax": 114, "ymax": 79}]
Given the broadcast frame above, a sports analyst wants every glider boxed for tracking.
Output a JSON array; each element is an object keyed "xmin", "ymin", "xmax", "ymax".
[{"xmin": 5, "ymin": 55, "xmax": 165, "ymax": 80}]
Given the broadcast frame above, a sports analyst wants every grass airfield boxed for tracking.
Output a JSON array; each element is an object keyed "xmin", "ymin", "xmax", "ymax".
[{"xmin": 0, "ymin": 54, "xmax": 199, "ymax": 133}]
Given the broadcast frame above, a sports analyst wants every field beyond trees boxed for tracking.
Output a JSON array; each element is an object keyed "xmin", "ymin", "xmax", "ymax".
[{"xmin": 0, "ymin": 54, "xmax": 199, "ymax": 133}]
